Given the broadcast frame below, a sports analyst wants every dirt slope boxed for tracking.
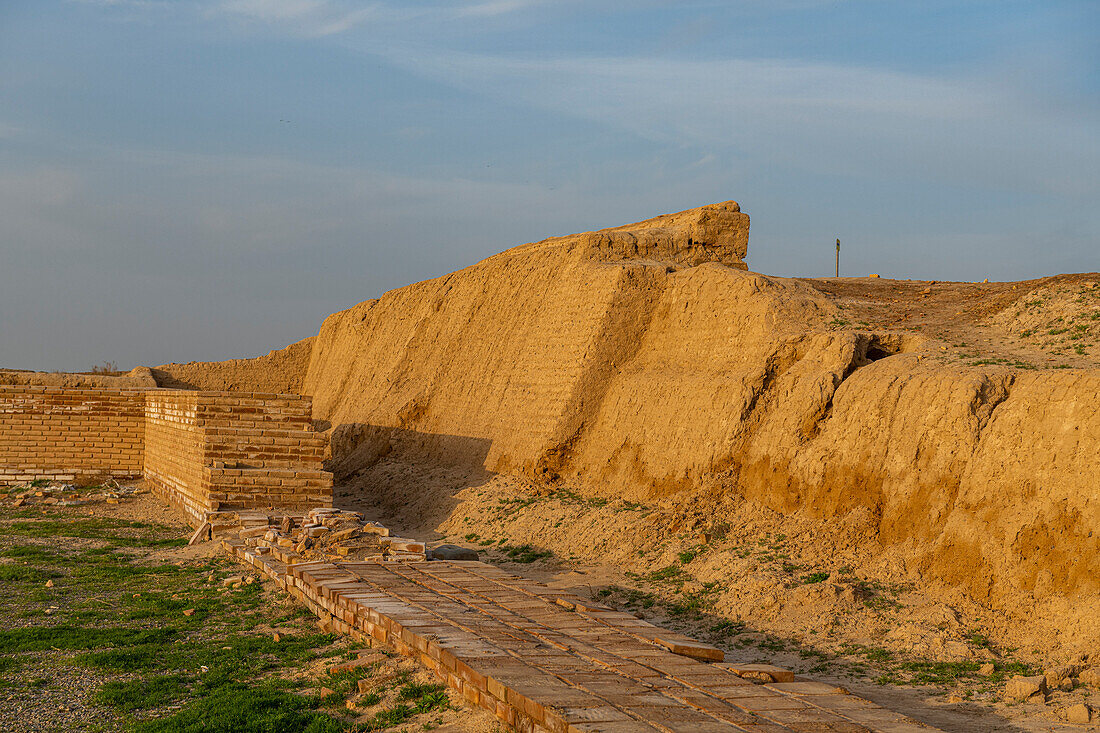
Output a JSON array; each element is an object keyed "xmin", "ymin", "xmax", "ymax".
[{"xmin": 293, "ymin": 202, "xmax": 1098, "ymax": 652}]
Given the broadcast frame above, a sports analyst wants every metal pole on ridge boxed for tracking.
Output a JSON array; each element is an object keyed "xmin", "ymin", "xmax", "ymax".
[{"xmin": 835, "ymin": 238, "xmax": 841, "ymax": 278}]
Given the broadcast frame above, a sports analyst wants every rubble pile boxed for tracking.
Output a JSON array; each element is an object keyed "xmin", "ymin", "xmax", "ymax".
[
  {"xmin": 2, "ymin": 479, "xmax": 144, "ymax": 508},
  {"xmin": 208, "ymin": 507, "xmax": 427, "ymax": 563}
]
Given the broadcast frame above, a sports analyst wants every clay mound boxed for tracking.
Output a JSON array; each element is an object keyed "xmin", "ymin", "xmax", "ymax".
[
  {"xmin": 151, "ymin": 337, "xmax": 314, "ymax": 394},
  {"xmin": 291, "ymin": 203, "xmax": 1098, "ymax": 630}
]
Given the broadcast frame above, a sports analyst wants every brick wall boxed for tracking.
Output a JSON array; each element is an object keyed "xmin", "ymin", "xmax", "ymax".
[
  {"xmin": 143, "ymin": 391, "xmax": 209, "ymax": 523},
  {"xmin": 0, "ymin": 386, "xmax": 146, "ymax": 483},
  {"xmin": 0, "ymin": 386, "xmax": 332, "ymax": 526},
  {"xmin": 143, "ymin": 391, "xmax": 332, "ymax": 526}
]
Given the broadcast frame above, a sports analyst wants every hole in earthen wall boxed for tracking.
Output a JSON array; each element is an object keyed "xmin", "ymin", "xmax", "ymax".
[{"xmin": 857, "ymin": 333, "xmax": 917, "ymax": 366}]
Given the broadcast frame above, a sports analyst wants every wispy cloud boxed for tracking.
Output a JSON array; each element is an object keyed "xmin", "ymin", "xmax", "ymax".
[
  {"xmin": 376, "ymin": 49, "xmax": 1099, "ymax": 198},
  {"xmin": 207, "ymin": 0, "xmax": 550, "ymax": 36},
  {"xmin": 456, "ymin": 0, "xmax": 545, "ymax": 17},
  {"xmin": 214, "ymin": 0, "xmax": 381, "ymax": 37}
]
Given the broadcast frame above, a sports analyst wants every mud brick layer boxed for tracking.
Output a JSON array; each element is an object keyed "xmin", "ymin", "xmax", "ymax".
[
  {"xmin": 143, "ymin": 390, "xmax": 332, "ymax": 525},
  {"xmin": 0, "ymin": 386, "xmax": 332, "ymax": 525},
  {"xmin": 226, "ymin": 541, "xmax": 944, "ymax": 733},
  {"xmin": 0, "ymin": 386, "xmax": 146, "ymax": 483}
]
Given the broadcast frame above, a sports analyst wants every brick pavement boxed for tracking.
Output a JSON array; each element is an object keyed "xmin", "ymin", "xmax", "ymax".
[{"xmin": 226, "ymin": 538, "xmax": 943, "ymax": 733}]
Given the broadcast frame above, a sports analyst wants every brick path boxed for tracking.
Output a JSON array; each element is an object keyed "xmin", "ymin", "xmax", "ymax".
[{"xmin": 227, "ymin": 541, "xmax": 942, "ymax": 733}]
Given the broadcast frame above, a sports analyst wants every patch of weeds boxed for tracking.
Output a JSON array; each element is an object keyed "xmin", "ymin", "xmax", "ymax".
[
  {"xmin": 667, "ymin": 582, "xmax": 723, "ymax": 618},
  {"xmin": 76, "ymin": 560, "xmax": 185, "ymax": 583},
  {"xmin": 497, "ymin": 544, "xmax": 552, "ymax": 564},
  {"xmin": 839, "ymin": 644, "xmax": 894, "ymax": 663},
  {"xmin": 965, "ymin": 630, "xmax": 995, "ymax": 652},
  {"xmin": 798, "ymin": 647, "xmax": 831, "ymax": 662},
  {"xmin": 596, "ymin": 585, "xmax": 656, "ymax": 609},
  {"xmin": 898, "ymin": 660, "xmax": 981, "ymax": 686},
  {"xmin": 358, "ymin": 684, "xmax": 450, "ymax": 730},
  {"xmin": 758, "ymin": 636, "xmax": 787, "ymax": 652},
  {"xmin": 803, "ymin": 571, "xmax": 830, "ymax": 584},
  {"xmin": 709, "ymin": 619, "xmax": 746, "ymax": 636},
  {"xmin": 497, "ymin": 496, "xmax": 539, "ymax": 510},
  {"xmin": 677, "ymin": 549, "xmax": 698, "ymax": 565},
  {"xmin": 397, "ymin": 681, "xmax": 444, "ymax": 701},
  {"xmin": 644, "ymin": 565, "xmax": 687, "ymax": 583}
]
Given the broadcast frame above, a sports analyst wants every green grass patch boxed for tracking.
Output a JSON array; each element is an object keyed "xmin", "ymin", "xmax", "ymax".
[
  {"xmin": 5, "ymin": 518, "xmax": 185, "ymax": 548},
  {"xmin": 1, "ymin": 545, "xmax": 61, "ymax": 562},
  {"xmin": 0, "ymin": 565, "xmax": 63, "ymax": 582},
  {"xmin": 95, "ymin": 674, "xmax": 191, "ymax": 712},
  {"xmin": 129, "ymin": 683, "xmax": 344, "ymax": 733},
  {"xmin": 0, "ymin": 626, "xmax": 178, "ymax": 653}
]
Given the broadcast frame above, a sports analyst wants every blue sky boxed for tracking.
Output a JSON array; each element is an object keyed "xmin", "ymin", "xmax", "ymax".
[{"xmin": 1, "ymin": 0, "xmax": 1097, "ymax": 370}]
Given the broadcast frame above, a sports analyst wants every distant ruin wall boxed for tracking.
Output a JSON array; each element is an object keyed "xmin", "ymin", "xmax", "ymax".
[
  {"xmin": 152, "ymin": 337, "xmax": 314, "ymax": 394},
  {"xmin": 0, "ymin": 386, "xmax": 332, "ymax": 525},
  {"xmin": 0, "ymin": 386, "xmax": 147, "ymax": 483}
]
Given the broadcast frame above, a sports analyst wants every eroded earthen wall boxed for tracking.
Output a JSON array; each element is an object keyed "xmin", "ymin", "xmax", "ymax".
[
  {"xmin": 299, "ymin": 209, "xmax": 1100, "ymax": 615},
  {"xmin": 0, "ymin": 386, "xmax": 147, "ymax": 483}
]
